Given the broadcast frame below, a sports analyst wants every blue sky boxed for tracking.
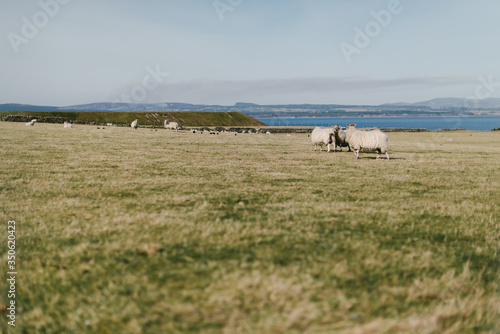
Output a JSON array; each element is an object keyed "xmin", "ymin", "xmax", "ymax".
[{"xmin": 1, "ymin": 0, "xmax": 500, "ymax": 106}]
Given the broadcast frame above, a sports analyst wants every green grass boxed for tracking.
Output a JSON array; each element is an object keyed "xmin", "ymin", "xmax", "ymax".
[
  {"xmin": 0, "ymin": 111, "xmax": 266, "ymax": 127},
  {"xmin": 1, "ymin": 123, "xmax": 499, "ymax": 333}
]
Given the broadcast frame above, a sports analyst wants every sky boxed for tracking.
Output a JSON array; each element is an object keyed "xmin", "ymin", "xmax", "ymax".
[{"xmin": 1, "ymin": 0, "xmax": 500, "ymax": 106}]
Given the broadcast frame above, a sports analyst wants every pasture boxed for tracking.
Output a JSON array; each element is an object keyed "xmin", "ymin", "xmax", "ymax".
[{"xmin": 1, "ymin": 122, "xmax": 499, "ymax": 333}]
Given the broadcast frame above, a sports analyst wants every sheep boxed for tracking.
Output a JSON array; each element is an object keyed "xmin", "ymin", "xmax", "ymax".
[
  {"xmin": 311, "ymin": 127, "xmax": 336, "ymax": 152},
  {"xmin": 131, "ymin": 119, "xmax": 138, "ymax": 130},
  {"xmin": 164, "ymin": 120, "xmax": 179, "ymax": 131},
  {"xmin": 25, "ymin": 119, "xmax": 37, "ymax": 126},
  {"xmin": 331, "ymin": 125, "xmax": 351, "ymax": 152},
  {"xmin": 63, "ymin": 121, "xmax": 73, "ymax": 128},
  {"xmin": 345, "ymin": 124, "xmax": 389, "ymax": 159}
]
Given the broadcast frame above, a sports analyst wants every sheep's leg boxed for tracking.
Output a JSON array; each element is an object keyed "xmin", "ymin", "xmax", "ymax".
[
  {"xmin": 327, "ymin": 143, "xmax": 330, "ymax": 152},
  {"xmin": 314, "ymin": 144, "xmax": 317, "ymax": 151},
  {"xmin": 386, "ymin": 152, "xmax": 390, "ymax": 160}
]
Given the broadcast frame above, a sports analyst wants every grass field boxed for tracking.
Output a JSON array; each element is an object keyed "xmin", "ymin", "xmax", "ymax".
[{"xmin": 1, "ymin": 122, "xmax": 499, "ymax": 333}]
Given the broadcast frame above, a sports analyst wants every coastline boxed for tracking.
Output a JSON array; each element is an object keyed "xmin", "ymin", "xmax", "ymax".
[{"xmin": 257, "ymin": 115, "xmax": 500, "ymax": 131}]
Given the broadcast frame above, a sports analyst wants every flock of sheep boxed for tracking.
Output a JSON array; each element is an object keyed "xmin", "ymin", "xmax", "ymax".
[
  {"xmin": 131, "ymin": 119, "xmax": 178, "ymax": 131},
  {"xmin": 311, "ymin": 124, "xmax": 389, "ymax": 159},
  {"xmin": 25, "ymin": 118, "xmax": 389, "ymax": 160}
]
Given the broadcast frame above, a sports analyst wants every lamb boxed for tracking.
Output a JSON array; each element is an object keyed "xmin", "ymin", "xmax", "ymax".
[
  {"xmin": 331, "ymin": 125, "xmax": 351, "ymax": 152},
  {"xmin": 131, "ymin": 119, "xmax": 139, "ymax": 130},
  {"xmin": 345, "ymin": 124, "xmax": 389, "ymax": 159},
  {"xmin": 63, "ymin": 121, "xmax": 73, "ymax": 128},
  {"xmin": 164, "ymin": 120, "xmax": 178, "ymax": 131},
  {"xmin": 311, "ymin": 127, "xmax": 336, "ymax": 152}
]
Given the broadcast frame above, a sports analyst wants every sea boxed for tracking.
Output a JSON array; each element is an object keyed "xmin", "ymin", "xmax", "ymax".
[{"xmin": 256, "ymin": 116, "xmax": 500, "ymax": 131}]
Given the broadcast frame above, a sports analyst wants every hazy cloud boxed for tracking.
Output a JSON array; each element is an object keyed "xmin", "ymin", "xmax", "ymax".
[{"xmin": 150, "ymin": 76, "xmax": 476, "ymax": 105}]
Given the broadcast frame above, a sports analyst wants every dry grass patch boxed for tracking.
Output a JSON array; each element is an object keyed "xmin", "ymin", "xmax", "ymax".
[{"xmin": 0, "ymin": 123, "xmax": 499, "ymax": 333}]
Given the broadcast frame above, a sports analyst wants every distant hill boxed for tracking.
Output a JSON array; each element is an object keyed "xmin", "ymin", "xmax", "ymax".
[
  {"xmin": 0, "ymin": 103, "xmax": 62, "ymax": 111},
  {"xmin": 1, "ymin": 98, "xmax": 500, "ymax": 118},
  {"xmin": 381, "ymin": 98, "xmax": 500, "ymax": 109},
  {"xmin": 0, "ymin": 111, "xmax": 266, "ymax": 127}
]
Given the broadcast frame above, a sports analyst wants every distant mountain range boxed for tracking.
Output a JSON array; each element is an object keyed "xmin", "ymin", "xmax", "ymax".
[
  {"xmin": 2, "ymin": 98, "xmax": 500, "ymax": 117},
  {"xmin": 381, "ymin": 98, "xmax": 500, "ymax": 109}
]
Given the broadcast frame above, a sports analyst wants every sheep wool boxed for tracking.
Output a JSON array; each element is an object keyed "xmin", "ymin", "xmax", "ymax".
[
  {"xmin": 346, "ymin": 124, "xmax": 389, "ymax": 159},
  {"xmin": 131, "ymin": 119, "xmax": 139, "ymax": 129},
  {"xmin": 311, "ymin": 127, "xmax": 336, "ymax": 152},
  {"xmin": 164, "ymin": 120, "xmax": 179, "ymax": 131},
  {"xmin": 332, "ymin": 125, "xmax": 351, "ymax": 152}
]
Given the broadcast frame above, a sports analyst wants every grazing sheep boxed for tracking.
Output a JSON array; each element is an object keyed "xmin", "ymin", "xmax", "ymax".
[
  {"xmin": 345, "ymin": 124, "xmax": 389, "ymax": 159},
  {"xmin": 25, "ymin": 120, "xmax": 35, "ymax": 126},
  {"xmin": 63, "ymin": 121, "xmax": 73, "ymax": 128},
  {"xmin": 311, "ymin": 127, "xmax": 336, "ymax": 152},
  {"xmin": 164, "ymin": 120, "xmax": 179, "ymax": 131},
  {"xmin": 131, "ymin": 119, "xmax": 138, "ymax": 130},
  {"xmin": 332, "ymin": 125, "xmax": 351, "ymax": 152}
]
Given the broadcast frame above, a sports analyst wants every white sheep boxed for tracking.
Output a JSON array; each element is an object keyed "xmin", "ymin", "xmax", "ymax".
[
  {"xmin": 63, "ymin": 121, "xmax": 73, "ymax": 128},
  {"xmin": 345, "ymin": 124, "xmax": 389, "ymax": 159},
  {"xmin": 131, "ymin": 119, "xmax": 139, "ymax": 130},
  {"xmin": 311, "ymin": 127, "xmax": 336, "ymax": 152},
  {"xmin": 25, "ymin": 119, "xmax": 36, "ymax": 126},
  {"xmin": 331, "ymin": 125, "xmax": 351, "ymax": 152},
  {"xmin": 164, "ymin": 120, "xmax": 179, "ymax": 131}
]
